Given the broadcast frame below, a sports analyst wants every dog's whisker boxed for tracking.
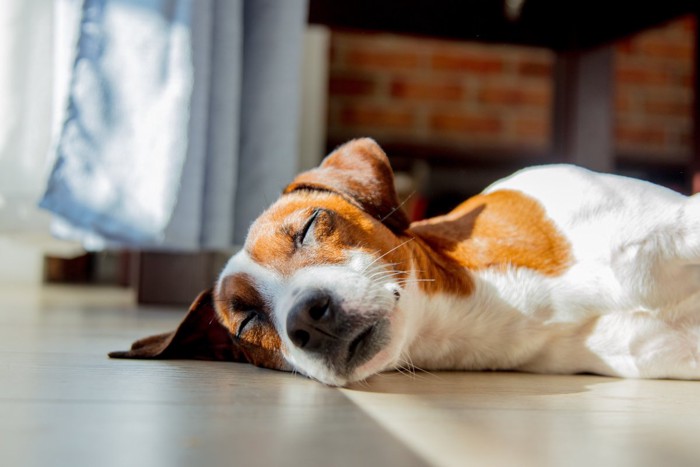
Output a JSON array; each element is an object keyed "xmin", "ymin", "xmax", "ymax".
[
  {"xmin": 403, "ymin": 352, "xmax": 438, "ymax": 379},
  {"xmin": 364, "ymin": 264, "xmax": 407, "ymax": 280},
  {"xmin": 369, "ymin": 271, "xmax": 399, "ymax": 281},
  {"xmin": 395, "ymin": 356, "xmax": 418, "ymax": 379},
  {"xmin": 361, "ymin": 238, "xmax": 414, "ymax": 273},
  {"xmin": 395, "ymin": 352, "xmax": 438, "ymax": 381},
  {"xmin": 367, "ymin": 269, "xmax": 402, "ymax": 278},
  {"xmin": 352, "ymin": 376, "xmax": 371, "ymax": 389},
  {"xmin": 367, "ymin": 264, "xmax": 407, "ymax": 274},
  {"xmin": 368, "ymin": 271, "xmax": 409, "ymax": 281},
  {"xmin": 396, "ymin": 279, "xmax": 436, "ymax": 284},
  {"xmin": 379, "ymin": 189, "xmax": 416, "ymax": 224}
]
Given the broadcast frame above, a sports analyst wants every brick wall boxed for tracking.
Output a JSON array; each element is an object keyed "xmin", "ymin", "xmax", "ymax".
[
  {"xmin": 327, "ymin": 15, "xmax": 696, "ymax": 163},
  {"xmin": 615, "ymin": 15, "xmax": 695, "ymax": 162}
]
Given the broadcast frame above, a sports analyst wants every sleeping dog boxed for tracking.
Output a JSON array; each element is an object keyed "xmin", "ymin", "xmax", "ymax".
[{"xmin": 111, "ymin": 138, "xmax": 700, "ymax": 386}]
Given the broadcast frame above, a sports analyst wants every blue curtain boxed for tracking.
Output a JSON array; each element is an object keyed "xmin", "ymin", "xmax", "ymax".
[{"xmin": 40, "ymin": 0, "xmax": 308, "ymax": 250}]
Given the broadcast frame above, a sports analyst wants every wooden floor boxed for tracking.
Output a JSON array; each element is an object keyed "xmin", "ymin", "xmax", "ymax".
[{"xmin": 2, "ymin": 286, "xmax": 700, "ymax": 467}]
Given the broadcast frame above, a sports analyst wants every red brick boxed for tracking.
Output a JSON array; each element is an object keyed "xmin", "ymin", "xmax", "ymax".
[
  {"xmin": 644, "ymin": 98, "xmax": 692, "ymax": 117},
  {"xmin": 329, "ymin": 76, "xmax": 376, "ymax": 96},
  {"xmin": 615, "ymin": 94, "xmax": 632, "ymax": 113},
  {"xmin": 431, "ymin": 51, "xmax": 504, "ymax": 74},
  {"xmin": 517, "ymin": 60, "xmax": 552, "ymax": 78},
  {"xmin": 514, "ymin": 116, "xmax": 551, "ymax": 141},
  {"xmin": 390, "ymin": 79, "xmax": 463, "ymax": 101},
  {"xmin": 679, "ymin": 15, "xmax": 697, "ymax": 33},
  {"xmin": 344, "ymin": 49, "xmax": 421, "ymax": 70},
  {"xmin": 616, "ymin": 66, "xmax": 673, "ymax": 86},
  {"xmin": 430, "ymin": 112, "xmax": 502, "ymax": 134},
  {"xmin": 635, "ymin": 40, "xmax": 694, "ymax": 60},
  {"xmin": 340, "ymin": 105, "xmax": 415, "ymax": 129},
  {"xmin": 616, "ymin": 39, "xmax": 635, "ymax": 55},
  {"xmin": 678, "ymin": 130, "xmax": 692, "ymax": 147},
  {"xmin": 329, "ymin": 42, "xmax": 340, "ymax": 66},
  {"xmin": 479, "ymin": 84, "xmax": 551, "ymax": 107},
  {"xmin": 327, "ymin": 25, "xmax": 693, "ymax": 158},
  {"xmin": 680, "ymin": 73, "xmax": 693, "ymax": 88},
  {"xmin": 616, "ymin": 124, "xmax": 667, "ymax": 146}
]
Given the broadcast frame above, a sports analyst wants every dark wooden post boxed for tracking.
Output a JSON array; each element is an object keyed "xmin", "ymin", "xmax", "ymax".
[{"xmin": 553, "ymin": 45, "xmax": 615, "ymax": 172}]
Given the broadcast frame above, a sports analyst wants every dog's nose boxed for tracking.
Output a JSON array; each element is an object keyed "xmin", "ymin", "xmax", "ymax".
[{"xmin": 286, "ymin": 290, "xmax": 337, "ymax": 352}]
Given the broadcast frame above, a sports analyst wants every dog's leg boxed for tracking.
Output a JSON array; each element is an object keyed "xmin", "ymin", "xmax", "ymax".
[
  {"xmin": 583, "ymin": 310, "xmax": 700, "ymax": 380},
  {"xmin": 518, "ymin": 309, "xmax": 699, "ymax": 380},
  {"xmin": 657, "ymin": 195, "xmax": 700, "ymax": 309},
  {"xmin": 674, "ymin": 193, "xmax": 700, "ymax": 262},
  {"xmin": 613, "ymin": 195, "xmax": 700, "ymax": 310}
]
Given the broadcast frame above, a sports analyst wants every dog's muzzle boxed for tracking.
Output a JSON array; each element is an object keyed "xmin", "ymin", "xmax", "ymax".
[{"xmin": 285, "ymin": 289, "xmax": 389, "ymax": 375}]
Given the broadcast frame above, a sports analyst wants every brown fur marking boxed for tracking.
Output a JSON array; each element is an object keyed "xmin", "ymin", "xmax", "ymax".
[
  {"xmin": 410, "ymin": 189, "xmax": 572, "ymax": 278},
  {"xmin": 247, "ymin": 191, "xmax": 409, "ymax": 279},
  {"xmin": 214, "ymin": 273, "xmax": 286, "ymax": 370}
]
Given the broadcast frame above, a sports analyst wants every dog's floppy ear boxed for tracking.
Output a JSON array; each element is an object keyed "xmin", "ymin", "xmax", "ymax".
[
  {"xmin": 108, "ymin": 289, "xmax": 247, "ymax": 362},
  {"xmin": 284, "ymin": 138, "xmax": 410, "ymax": 232}
]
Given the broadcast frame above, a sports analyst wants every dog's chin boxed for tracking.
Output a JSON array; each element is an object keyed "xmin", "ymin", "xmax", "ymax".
[
  {"xmin": 346, "ymin": 346, "xmax": 402, "ymax": 385},
  {"xmin": 300, "ymin": 345, "xmax": 399, "ymax": 387},
  {"xmin": 343, "ymin": 306, "xmax": 408, "ymax": 385}
]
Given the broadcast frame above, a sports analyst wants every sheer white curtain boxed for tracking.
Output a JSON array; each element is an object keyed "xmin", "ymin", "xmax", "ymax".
[
  {"xmin": 0, "ymin": 0, "xmax": 80, "ymax": 284},
  {"xmin": 38, "ymin": 0, "xmax": 308, "ymax": 250},
  {"xmin": 0, "ymin": 0, "xmax": 54, "ymax": 235}
]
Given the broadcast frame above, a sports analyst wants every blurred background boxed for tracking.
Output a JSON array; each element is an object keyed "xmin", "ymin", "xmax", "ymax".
[{"xmin": 0, "ymin": 0, "xmax": 697, "ymax": 304}]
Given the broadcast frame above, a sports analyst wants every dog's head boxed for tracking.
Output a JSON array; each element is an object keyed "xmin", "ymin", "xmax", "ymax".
[
  {"xmin": 215, "ymin": 138, "xmax": 416, "ymax": 385},
  {"xmin": 112, "ymin": 139, "xmax": 419, "ymax": 386}
]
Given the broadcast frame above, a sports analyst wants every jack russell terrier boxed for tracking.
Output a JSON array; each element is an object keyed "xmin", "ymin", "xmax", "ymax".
[{"xmin": 111, "ymin": 138, "xmax": 700, "ymax": 386}]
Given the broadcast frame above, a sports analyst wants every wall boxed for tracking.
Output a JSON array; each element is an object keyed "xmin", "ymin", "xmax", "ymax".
[
  {"xmin": 615, "ymin": 15, "xmax": 695, "ymax": 162},
  {"xmin": 327, "ymin": 15, "xmax": 696, "ymax": 164}
]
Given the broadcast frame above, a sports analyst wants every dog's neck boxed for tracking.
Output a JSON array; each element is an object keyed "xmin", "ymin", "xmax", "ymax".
[
  {"xmin": 398, "ymin": 228, "xmax": 539, "ymax": 371},
  {"xmin": 403, "ymin": 231, "xmax": 475, "ymax": 297},
  {"xmin": 395, "ymin": 233, "xmax": 482, "ymax": 369}
]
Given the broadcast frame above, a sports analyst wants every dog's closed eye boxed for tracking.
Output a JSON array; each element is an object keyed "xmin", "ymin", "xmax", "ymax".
[
  {"xmin": 236, "ymin": 311, "xmax": 259, "ymax": 338},
  {"xmin": 230, "ymin": 296, "xmax": 264, "ymax": 338},
  {"xmin": 295, "ymin": 209, "xmax": 322, "ymax": 248}
]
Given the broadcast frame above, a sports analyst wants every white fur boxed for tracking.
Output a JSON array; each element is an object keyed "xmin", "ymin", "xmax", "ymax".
[
  {"xmin": 219, "ymin": 164, "xmax": 700, "ymax": 384},
  {"xmin": 218, "ymin": 249, "xmax": 284, "ymax": 313},
  {"xmin": 219, "ymin": 249, "xmax": 402, "ymax": 385},
  {"xmin": 394, "ymin": 165, "xmax": 700, "ymax": 379}
]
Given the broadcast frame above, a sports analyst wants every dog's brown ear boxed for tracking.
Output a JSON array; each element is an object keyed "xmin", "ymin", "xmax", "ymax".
[
  {"xmin": 285, "ymin": 138, "xmax": 410, "ymax": 232},
  {"xmin": 108, "ymin": 289, "xmax": 247, "ymax": 362}
]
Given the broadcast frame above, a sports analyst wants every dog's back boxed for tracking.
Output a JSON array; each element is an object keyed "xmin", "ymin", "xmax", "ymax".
[
  {"xmin": 488, "ymin": 164, "xmax": 700, "ymax": 310},
  {"xmin": 404, "ymin": 164, "xmax": 700, "ymax": 378}
]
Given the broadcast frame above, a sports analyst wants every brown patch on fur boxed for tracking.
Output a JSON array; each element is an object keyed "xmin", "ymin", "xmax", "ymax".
[
  {"xmin": 110, "ymin": 289, "xmax": 288, "ymax": 371},
  {"xmin": 214, "ymin": 273, "xmax": 287, "ymax": 370},
  {"xmin": 236, "ymin": 323, "xmax": 286, "ymax": 370},
  {"xmin": 284, "ymin": 138, "xmax": 410, "ymax": 232},
  {"xmin": 247, "ymin": 185, "xmax": 569, "ymax": 302},
  {"xmin": 246, "ymin": 190, "xmax": 477, "ymax": 299},
  {"xmin": 404, "ymin": 237, "xmax": 476, "ymax": 296},
  {"xmin": 410, "ymin": 189, "xmax": 572, "ymax": 279},
  {"xmin": 216, "ymin": 273, "xmax": 266, "ymax": 329},
  {"xmin": 247, "ymin": 150, "xmax": 569, "ymax": 305},
  {"xmin": 109, "ymin": 289, "xmax": 248, "ymax": 362},
  {"xmin": 247, "ymin": 191, "xmax": 409, "ymax": 278}
]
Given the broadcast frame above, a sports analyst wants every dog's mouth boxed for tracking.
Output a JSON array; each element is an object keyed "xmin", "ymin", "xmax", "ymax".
[
  {"xmin": 347, "ymin": 323, "xmax": 377, "ymax": 365},
  {"xmin": 342, "ymin": 317, "xmax": 391, "ymax": 373}
]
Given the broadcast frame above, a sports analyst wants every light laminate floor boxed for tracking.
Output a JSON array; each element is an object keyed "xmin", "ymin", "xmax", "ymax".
[{"xmin": 2, "ymin": 286, "xmax": 700, "ymax": 467}]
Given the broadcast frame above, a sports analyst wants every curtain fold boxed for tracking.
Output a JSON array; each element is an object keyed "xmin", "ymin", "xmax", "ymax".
[
  {"xmin": 0, "ymin": 0, "xmax": 55, "ymax": 234},
  {"xmin": 40, "ymin": 0, "xmax": 308, "ymax": 251}
]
